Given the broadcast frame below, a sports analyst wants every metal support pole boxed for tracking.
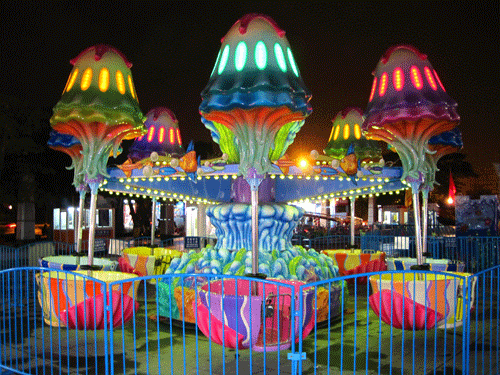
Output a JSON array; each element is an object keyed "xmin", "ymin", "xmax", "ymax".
[
  {"xmin": 251, "ymin": 187, "xmax": 259, "ymax": 275},
  {"xmin": 368, "ymin": 196, "xmax": 375, "ymax": 225},
  {"xmin": 421, "ymin": 188, "xmax": 429, "ymax": 264},
  {"xmin": 245, "ymin": 168, "xmax": 264, "ymax": 296},
  {"xmin": 87, "ymin": 184, "xmax": 98, "ymax": 268},
  {"xmin": 151, "ymin": 196, "xmax": 157, "ymax": 247},
  {"xmin": 80, "ymin": 177, "xmax": 103, "ymax": 276},
  {"xmin": 76, "ymin": 189, "xmax": 86, "ymax": 255},
  {"xmin": 411, "ymin": 186, "xmax": 423, "ymax": 266},
  {"xmin": 350, "ymin": 196, "xmax": 356, "ymax": 249}
]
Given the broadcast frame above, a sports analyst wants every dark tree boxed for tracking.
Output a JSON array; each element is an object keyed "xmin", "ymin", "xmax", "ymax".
[{"xmin": 128, "ymin": 199, "xmax": 152, "ymax": 237}]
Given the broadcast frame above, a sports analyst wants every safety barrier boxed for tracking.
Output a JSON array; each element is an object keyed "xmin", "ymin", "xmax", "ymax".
[
  {"xmin": 0, "ymin": 242, "xmax": 56, "ymax": 270},
  {"xmin": 364, "ymin": 224, "xmax": 456, "ymax": 236},
  {"xmin": 0, "ymin": 267, "xmax": 498, "ymax": 374},
  {"xmin": 306, "ymin": 235, "xmax": 359, "ymax": 250},
  {"xmin": 361, "ymin": 235, "xmax": 500, "ymax": 272},
  {"xmin": 2, "ymin": 235, "xmax": 495, "ymax": 274},
  {"xmin": 0, "ymin": 237, "xmax": 219, "ymax": 272}
]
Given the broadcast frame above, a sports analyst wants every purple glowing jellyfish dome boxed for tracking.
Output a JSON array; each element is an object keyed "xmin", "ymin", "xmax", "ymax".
[
  {"xmin": 362, "ymin": 45, "xmax": 460, "ymax": 184},
  {"xmin": 364, "ymin": 45, "xmax": 460, "ymax": 132},
  {"xmin": 128, "ymin": 107, "xmax": 184, "ymax": 162}
]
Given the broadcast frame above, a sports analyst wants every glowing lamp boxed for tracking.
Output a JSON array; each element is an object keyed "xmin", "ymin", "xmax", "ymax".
[
  {"xmin": 393, "ymin": 68, "xmax": 404, "ymax": 91},
  {"xmin": 147, "ymin": 126, "xmax": 155, "ymax": 142},
  {"xmin": 169, "ymin": 128, "xmax": 175, "ymax": 144},
  {"xmin": 447, "ymin": 196, "xmax": 454, "ymax": 205},
  {"xmin": 158, "ymin": 127, "xmax": 165, "ymax": 143},
  {"xmin": 379, "ymin": 72, "xmax": 388, "ymax": 96},
  {"xmin": 424, "ymin": 67, "xmax": 438, "ymax": 90},
  {"xmin": 410, "ymin": 66, "xmax": 423, "ymax": 89}
]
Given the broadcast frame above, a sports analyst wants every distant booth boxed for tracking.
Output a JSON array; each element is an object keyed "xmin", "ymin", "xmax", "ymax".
[{"xmin": 53, "ymin": 207, "xmax": 115, "ymax": 254}]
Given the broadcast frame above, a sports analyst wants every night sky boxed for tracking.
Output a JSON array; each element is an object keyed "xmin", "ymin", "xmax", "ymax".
[{"xmin": 1, "ymin": 1, "xmax": 499, "ymax": 175}]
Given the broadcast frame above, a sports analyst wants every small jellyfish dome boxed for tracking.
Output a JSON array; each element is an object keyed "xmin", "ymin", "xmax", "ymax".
[
  {"xmin": 47, "ymin": 130, "xmax": 81, "ymax": 150},
  {"xmin": 363, "ymin": 45, "xmax": 459, "ymax": 132},
  {"xmin": 128, "ymin": 107, "xmax": 184, "ymax": 161},
  {"xmin": 324, "ymin": 108, "xmax": 381, "ymax": 161}
]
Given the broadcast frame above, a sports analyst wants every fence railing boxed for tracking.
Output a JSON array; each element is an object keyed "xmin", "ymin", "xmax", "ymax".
[
  {"xmin": 1, "ymin": 267, "xmax": 498, "ymax": 374},
  {"xmin": 0, "ymin": 237, "xmax": 218, "ymax": 272},
  {"xmin": 360, "ymin": 235, "xmax": 500, "ymax": 273},
  {"xmin": 107, "ymin": 236, "xmax": 217, "ymax": 255},
  {"xmin": 2, "ymin": 234, "xmax": 497, "ymax": 274},
  {"xmin": 364, "ymin": 223, "xmax": 456, "ymax": 236},
  {"xmin": 306, "ymin": 235, "xmax": 359, "ymax": 250}
]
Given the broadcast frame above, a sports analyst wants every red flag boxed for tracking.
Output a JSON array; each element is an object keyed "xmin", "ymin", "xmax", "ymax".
[{"xmin": 448, "ymin": 171, "xmax": 456, "ymax": 200}]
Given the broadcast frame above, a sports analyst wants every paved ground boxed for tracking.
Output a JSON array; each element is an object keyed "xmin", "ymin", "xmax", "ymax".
[{"xmin": 1, "ymin": 276, "xmax": 498, "ymax": 374}]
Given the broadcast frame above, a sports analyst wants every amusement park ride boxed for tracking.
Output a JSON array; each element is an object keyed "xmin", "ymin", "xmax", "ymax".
[{"xmin": 39, "ymin": 13, "xmax": 471, "ymax": 350}]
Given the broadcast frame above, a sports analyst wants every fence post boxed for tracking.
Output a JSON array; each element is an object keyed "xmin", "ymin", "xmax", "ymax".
[
  {"xmin": 105, "ymin": 283, "xmax": 113, "ymax": 375},
  {"xmin": 288, "ymin": 286, "xmax": 306, "ymax": 375},
  {"xmin": 462, "ymin": 275, "xmax": 472, "ymax": 373},
  {"xmin": 15, "ymin": 246, "xmax": 20, "ymax": 268}
]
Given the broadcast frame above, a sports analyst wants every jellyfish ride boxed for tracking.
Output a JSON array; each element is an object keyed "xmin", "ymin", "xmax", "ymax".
[
  {"xmin": 154, "ymin": 13, "xmax": 345, "ymax": 350},
  {"xmin": 44, "ymin": 44, "xmax": 147, "ymax": 330},
  {"xmin": 157, "ymin": 203, "xmax": 344, "ymax": 337}
]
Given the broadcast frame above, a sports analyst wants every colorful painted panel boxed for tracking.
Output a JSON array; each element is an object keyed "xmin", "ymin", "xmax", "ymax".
[
  {"xmin": 36, "ymin": 271, "xmax": 140, "ymax": 329},
  {"xmin": 39, "ymin": 256, "xmax": 118, "ymax": 271}
]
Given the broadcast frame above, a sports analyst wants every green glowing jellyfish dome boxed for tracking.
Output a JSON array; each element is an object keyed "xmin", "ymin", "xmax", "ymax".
[{"xmin": 200, "ymin": 14, "xmax": 311, "ymax": 175}]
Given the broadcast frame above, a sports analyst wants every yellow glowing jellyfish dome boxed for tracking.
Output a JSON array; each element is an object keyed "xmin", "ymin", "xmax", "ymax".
[
  {"xmin": 51, "ymin": 45, "xmax": 146, "ymax": 181},
  {"xmin": 324, "ymin": 107, "xmax": 382, "ymax": 163}
]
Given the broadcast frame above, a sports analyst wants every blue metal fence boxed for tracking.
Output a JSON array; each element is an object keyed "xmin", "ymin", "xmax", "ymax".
[
  {"xmin": 4, "ymin": 234, "xmax": 494, "ymax": 273},
  {"xmin": 0, "ymin": 242, "xmax": 57, "ymax": 270},
  {"xmin": 364, "ymin": 224, "xmax": 456, "ymax": 236},
  {"xmin": 307, "ymin": 235, "xmax": 358, "ymax": 250},
  {"xmin": 1, "ymin": 267, "xmax": 498, "ymax": 374},
  {"xmin": 360, "ymin": 235, "xmax": 500, "ymax": 273},
  {"xmin": 0, "ymin": 237, "xmax": 219, "ymax": 272},
  {"xmin": 466, "ymin": 266, "xmax": 500, "ymax": 375}
]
